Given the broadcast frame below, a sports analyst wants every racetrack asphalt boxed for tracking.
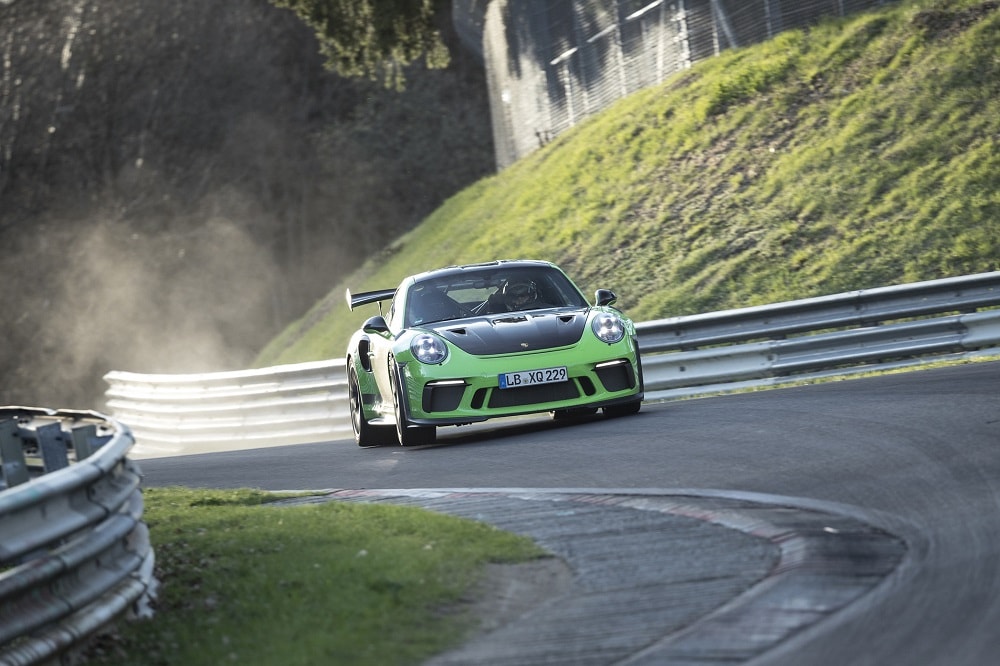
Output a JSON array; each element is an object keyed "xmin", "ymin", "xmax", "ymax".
[{"xmin": 277, "ymin": 488, "xmax": 906, "ymax": 665}]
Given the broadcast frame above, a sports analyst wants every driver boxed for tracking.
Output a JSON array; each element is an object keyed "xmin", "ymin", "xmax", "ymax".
[{"xmin": 501, "ymin": 279, "xmax": 543, "ymax": 311}]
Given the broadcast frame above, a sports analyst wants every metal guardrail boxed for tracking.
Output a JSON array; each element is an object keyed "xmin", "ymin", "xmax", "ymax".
[
  {"xmin": 636, "ymin": 271, "xmax": 1000, "ymax": 396},
  {"xmin": 105, "ymin": 272, "xmax": 1000, "ymax": 457},
  {"xmin": 0, "ymin": 407, "xmax": 156, "ymax": 666},
  {"xmin": 104, "ymin": 360, "xmax": 350, "ymax": 458}
]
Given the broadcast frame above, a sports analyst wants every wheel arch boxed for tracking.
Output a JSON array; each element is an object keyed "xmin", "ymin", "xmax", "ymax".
[{"xmin": 352, "ymin": 336, "xmax": 373, "ymax": 372}]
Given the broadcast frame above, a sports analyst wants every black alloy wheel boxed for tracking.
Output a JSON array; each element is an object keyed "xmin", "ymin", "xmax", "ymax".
[
  {"xmin": 390, "ymin": 359, "xmax": 436, "ymax": 446},
  {"xmin": 349, "ymin": 364, "xmax": 393, "ymax": 446}
]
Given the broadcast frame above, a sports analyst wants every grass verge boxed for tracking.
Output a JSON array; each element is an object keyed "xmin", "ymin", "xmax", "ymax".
[{"xmin": 89, "ymin": 487, "xmax": 547, "ymax": 666}]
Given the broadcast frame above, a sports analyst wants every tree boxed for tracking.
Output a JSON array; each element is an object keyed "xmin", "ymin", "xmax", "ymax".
[{"xmin": 269, "ymin": 0, "xmax": 451, "ymax": 88}]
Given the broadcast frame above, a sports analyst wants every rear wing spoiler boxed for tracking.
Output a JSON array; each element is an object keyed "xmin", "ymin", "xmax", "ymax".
[{"xmin": 346, "ymin": 288, "xmax": 396, "ymax": 311}]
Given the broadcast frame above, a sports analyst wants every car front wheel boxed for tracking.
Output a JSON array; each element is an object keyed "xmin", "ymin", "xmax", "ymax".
[
  {"xmin": 349, "ymin": 364, "xmax": 394, "ymax": 447},
  {"xmin": 390, "ymin": 361, "xmax": 436, "ymax": 447}
]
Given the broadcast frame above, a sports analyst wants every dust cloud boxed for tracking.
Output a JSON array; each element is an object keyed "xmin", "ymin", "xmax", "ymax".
[{"xmin": 2, "ymin": 211, "xmax": 286, "ymax": 410}]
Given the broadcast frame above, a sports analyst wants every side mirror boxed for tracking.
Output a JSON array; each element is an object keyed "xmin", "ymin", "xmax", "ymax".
[
  {"xmin": 595, "ymin": 289, "xmax": 617, "ymax": 307},
  {"xmin": 362, "ymin": 315, "xmax": 390, "ymax": 335}
]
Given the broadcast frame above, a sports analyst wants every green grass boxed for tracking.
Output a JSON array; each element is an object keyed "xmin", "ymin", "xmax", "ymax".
[
  {"xmin": 256, "ymin": 0, "xmax": 1000, "ymax": 368},
  {"xmin": 91, "ymin": 488, "xmax": 547, "ymax": 666}
]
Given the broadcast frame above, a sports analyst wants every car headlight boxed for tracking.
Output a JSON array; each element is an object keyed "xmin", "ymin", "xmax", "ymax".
[
  {"xmin": 411, "ymin": 333, "xmax": 448, "ymax": 364},
  {"xmin": 592, "ymin": 312, "xmax": 625, "ymax": 344}
]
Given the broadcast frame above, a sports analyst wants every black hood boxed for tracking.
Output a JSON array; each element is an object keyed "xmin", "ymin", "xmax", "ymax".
[{"xmin": 426, "ymin": 308, "xmax": 589, "ymax": 355}]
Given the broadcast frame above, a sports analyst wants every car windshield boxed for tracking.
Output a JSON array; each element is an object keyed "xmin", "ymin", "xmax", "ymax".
[{"xmin": 404, "ymin": 265, "xmax": 589, "ymax": 327}]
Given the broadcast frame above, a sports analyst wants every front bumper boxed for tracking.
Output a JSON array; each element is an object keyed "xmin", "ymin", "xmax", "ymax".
[{"xmin": 399, "ymin": 340, "xmax": 643, "ymax": 426}]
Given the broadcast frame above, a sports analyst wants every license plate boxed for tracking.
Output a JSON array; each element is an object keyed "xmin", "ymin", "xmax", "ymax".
[{"xmin": 498, "ymin": 366, "xmax": 568, "ymax": 389}]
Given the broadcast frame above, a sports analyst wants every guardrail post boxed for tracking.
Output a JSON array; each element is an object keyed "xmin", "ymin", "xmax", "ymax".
[
  {"xmin": 37, "ymin": 421, "xmax": 70, "ymax": 473},
  {"xmin": 70, "ymin": 423, "xmax": 109, "ymax": 460},
  {"xmin": 0, "ymin": 418, "xmax": 30, "ymax": 488}
]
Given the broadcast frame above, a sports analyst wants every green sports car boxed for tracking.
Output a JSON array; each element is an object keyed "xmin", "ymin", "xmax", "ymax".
[{"xmin": 345, "ymin": 260, "xmax": 643, "ymax": 446}]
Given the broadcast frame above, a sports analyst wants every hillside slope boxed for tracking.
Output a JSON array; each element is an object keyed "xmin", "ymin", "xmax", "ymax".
[{"xmin": 257, "ymin": 0, "xmax": 999, "ymax": 367}]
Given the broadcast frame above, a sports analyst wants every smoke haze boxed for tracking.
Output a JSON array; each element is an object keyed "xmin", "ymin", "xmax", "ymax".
[{"xmin": 0, "ymin": 0, "xmax": 493, "ymax": 409}]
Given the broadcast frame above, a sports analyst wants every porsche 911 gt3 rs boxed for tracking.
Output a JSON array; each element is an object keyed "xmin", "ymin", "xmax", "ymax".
[{"xmin": 345, "ymin": 260, "xmax": 643, "ymax": 446}]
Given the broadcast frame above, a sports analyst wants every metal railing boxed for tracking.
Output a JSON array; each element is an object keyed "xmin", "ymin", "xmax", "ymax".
[
  {"xmin": 485, "ymin": 0, "xmax": 899, "ymax": 168},
  {"xmin": 636, "ymin": 270, "xmax": 1000, "ymax": 396},
  {"xmin": 0, "ymin": 407, "xmax": 155, "ymax": 666},
  {"xmin": 104, "ymin": 271, "xmax": 1000, "ymax": 457},
  {"xmin": 104, "ymin": 360, "xmax": 350, "ymax": 458}
]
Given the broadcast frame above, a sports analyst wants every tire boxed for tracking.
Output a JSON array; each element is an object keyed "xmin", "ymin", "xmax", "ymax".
[
  {"xmin": 390, "ymin": 361, "xmax": 436, "ymax": 447},
  {"xmin": 349, "ymin": 364, "xmax": 393, "ymax": 447}
]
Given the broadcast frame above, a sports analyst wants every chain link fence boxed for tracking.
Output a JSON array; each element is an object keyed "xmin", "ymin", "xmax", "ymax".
[{"xmin": 481, "ymin": 0, "xmax": 896, "ymax": 169}]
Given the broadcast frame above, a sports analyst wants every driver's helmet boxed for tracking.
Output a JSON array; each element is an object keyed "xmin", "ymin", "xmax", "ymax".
[{"xmin": 502, "ymin": 280, "xmax": 538, "ymax": 310}]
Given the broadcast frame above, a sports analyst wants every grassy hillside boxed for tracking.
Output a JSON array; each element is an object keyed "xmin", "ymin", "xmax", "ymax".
[{"xmin": 256, "ymin": 0, "xmax": 999, "ymax": 367}]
